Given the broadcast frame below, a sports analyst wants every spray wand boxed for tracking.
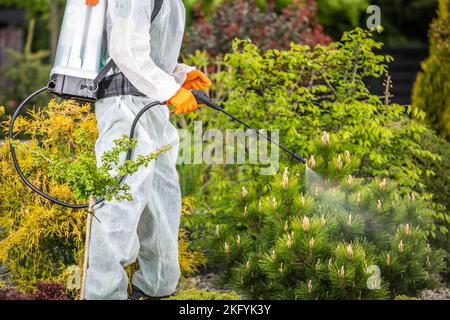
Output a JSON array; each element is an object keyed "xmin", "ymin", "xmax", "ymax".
[{"xmin": 192, "ymin": 90, "xmax": 307, "ymax": 164}]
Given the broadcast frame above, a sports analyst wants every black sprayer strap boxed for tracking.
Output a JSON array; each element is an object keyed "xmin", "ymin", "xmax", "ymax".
[
  {"xmin": 92, "ymin": 59, "xmax": 118, "ymax": 89},
  {"xmin": 91, "ymin": 0, "xmax": 163, "ymax": 91}
]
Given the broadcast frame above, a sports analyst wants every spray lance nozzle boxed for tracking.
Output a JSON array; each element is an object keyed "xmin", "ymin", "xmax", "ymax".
[{"xmin": 191, "ymin": 90, "xmax": 307, "ymax": 165}]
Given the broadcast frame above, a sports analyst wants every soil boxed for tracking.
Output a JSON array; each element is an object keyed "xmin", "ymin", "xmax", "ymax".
[
  {"xmin": 420, "ymin": 287, "xmax": 450, "ymax": 300},
  {"xmin": 182, "ymin": 273, "xmax": 234, "ymax": 293}
]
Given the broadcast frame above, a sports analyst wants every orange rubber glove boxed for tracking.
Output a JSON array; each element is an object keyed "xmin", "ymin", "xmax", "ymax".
[
  {"xmin": 167, "ymin": 88, "xmax": 200, "ymax": 115},
  {"xmin": 182, "ymin": 70, "xmax": 212, "ymax": 91}
]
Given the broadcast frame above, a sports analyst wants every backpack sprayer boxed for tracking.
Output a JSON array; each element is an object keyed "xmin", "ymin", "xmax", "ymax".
[{"xmin": 9, "ymin": 0, "xmax": 307, "ymax": 210}]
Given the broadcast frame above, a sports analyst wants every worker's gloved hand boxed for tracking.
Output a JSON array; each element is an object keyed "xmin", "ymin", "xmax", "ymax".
[
  {"xmin": 182, "ymin": 70, "xmax": 212, "ymax": 91},
  {"xmin": 167, "ymin": 88, "xmax": 201, "ymax": 114}
]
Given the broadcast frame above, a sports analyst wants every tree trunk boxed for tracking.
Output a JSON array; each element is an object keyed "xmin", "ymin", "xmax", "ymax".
[
  {"xmin": 49, "ymin": 0, "xmax": 59, "ymax": 63},
  {"xmin": 24, "ymin": 19, "xmax": 35, "ymax": 56}
]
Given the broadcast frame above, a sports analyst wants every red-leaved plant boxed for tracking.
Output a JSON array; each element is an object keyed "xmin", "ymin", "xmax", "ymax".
[
  {"xmin": 184, "ymin": 0, "xmax": 331, "ymax": 57},
  {"xmin": 0, "ymin": 282, "xmax": 70, "ymax": 300}
]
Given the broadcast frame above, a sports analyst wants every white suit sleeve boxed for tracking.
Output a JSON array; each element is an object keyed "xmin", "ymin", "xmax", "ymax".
[
  {"xmin": 172, "ymin": 63, "xmax": 196, "ymax": 85},
  {"xmin": 108, "ymin": 0, "xmax": 181, "ymax": 102}
]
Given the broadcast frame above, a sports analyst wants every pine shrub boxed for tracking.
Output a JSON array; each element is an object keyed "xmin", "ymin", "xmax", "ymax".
[{"xmin": 205, "ymin": 133, "xmax": 446, "ymax": 299}]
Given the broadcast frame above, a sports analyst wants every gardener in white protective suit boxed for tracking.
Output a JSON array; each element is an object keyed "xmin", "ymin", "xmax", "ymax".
[{"xmin": 85, "ymin": 0, "xmax": 211, "ymax": 300}]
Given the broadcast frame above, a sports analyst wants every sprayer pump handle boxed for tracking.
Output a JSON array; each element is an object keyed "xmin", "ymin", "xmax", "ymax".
[{"xmin": 192, "ymin": 90, "xmax": 223, "ymax": 111}]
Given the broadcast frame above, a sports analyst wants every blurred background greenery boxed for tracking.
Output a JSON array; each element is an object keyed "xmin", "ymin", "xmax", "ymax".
[{"xmin": 0, "ymin": 0, "xmax": 440, "ymax": 113}]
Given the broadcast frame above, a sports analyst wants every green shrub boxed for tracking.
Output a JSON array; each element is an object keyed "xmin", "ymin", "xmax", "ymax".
[
  {"xmin": 165, "ymin": 288, "xmax": 241, "ymax": 300},
  {"xmin": 1, "ymin": 49, "xmax": 51, "ymax": 108},
  {"xmin": 0, "ymin": 19, "xmax": 51, "ymax": 109},
  {"xmin": 180, "ymin": 28, "xmax": 448, "ymax": 260},
  {"xmin": 201, "ymin": 28, "xmax": 439, "ymax": 195},
  {"xmin": 418, "ymin": 131, "xmax": 450, "ymax": 253},
  {"xmin": 412, "ymin": 0, "xmax": 450, "ymax": 141},
  {"xmin": 204, "ymin": 134, "xmax": 446, "ymax": 299},
  {"xmin": 419, "ymin": 130, "xmax": 450, "ymax": 212},
  {"xmin": 395, "ymin": 295, "xmax": 417, "ymax": 300}
]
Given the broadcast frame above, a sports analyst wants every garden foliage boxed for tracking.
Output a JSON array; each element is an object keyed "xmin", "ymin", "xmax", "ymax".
[
  {"xmin": 0, "ymin": 282, "xmax": 241, "ymax": 300},
  {"xmin": 1, "ymin": 19, "xmax": 51, "ymax": 109},
  {"xmin": 0, "ymin": 0, "xmax": 447, "ymax": 301},
  {"xmin": 417, "ymin": 131, "xmax": 450, "ymax": 253},
  {"xmin": 202, "ymin": 28, "xmax": 439, "ymax": 195},
  {"xmin": 164, "ymin": 288, "xmax": 241, "ymax": 300},
  {"xmin": 205, "ymin": 134, "xmax": 446, "ymax": 299},
  {"xmin": 412, "ymin": 0, "xmax": 450, "ymax": 141},
  {"xmin": 0, "ymin": 100, "xmax": 204, "ymax": 293}
]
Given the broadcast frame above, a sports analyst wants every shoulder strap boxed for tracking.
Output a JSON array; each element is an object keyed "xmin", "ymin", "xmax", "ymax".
[
  {"xmin": 92, "ymin": 59, "xmax": 117, "ymax": 88},
  {"xmin": 92, "ymin": 0, "xmax": 164, "ymax": 89},
  {"xmin": 152, "ymin": 0, "xmax": 163, "ymax": 23}
]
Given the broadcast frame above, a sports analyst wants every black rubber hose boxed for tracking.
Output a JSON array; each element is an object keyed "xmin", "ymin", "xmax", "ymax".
[{"xmin": 9, "ymin": 86, "xmax": 164, "ymax": 209}]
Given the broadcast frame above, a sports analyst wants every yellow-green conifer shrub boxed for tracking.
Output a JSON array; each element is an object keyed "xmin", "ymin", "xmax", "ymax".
[
  {"xmin": 412, "ymin": 0, "xmax": 450, "ymax": 140},
  {"xmin": 0, "ymin": 100, "xmax": 93, "ymax": 291},
  {"xmin": 0, "ymin": 100, "xmax": 204, "ymax": 293},
  {"xmin": 179, "ymin": 197, "xmax": 206, "ymax": 275}
]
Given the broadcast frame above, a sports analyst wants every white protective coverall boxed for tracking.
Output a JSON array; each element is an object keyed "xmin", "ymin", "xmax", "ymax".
[{"xmin": 85, "ymin": 0, "xmax": 194, "ymax": 300}]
